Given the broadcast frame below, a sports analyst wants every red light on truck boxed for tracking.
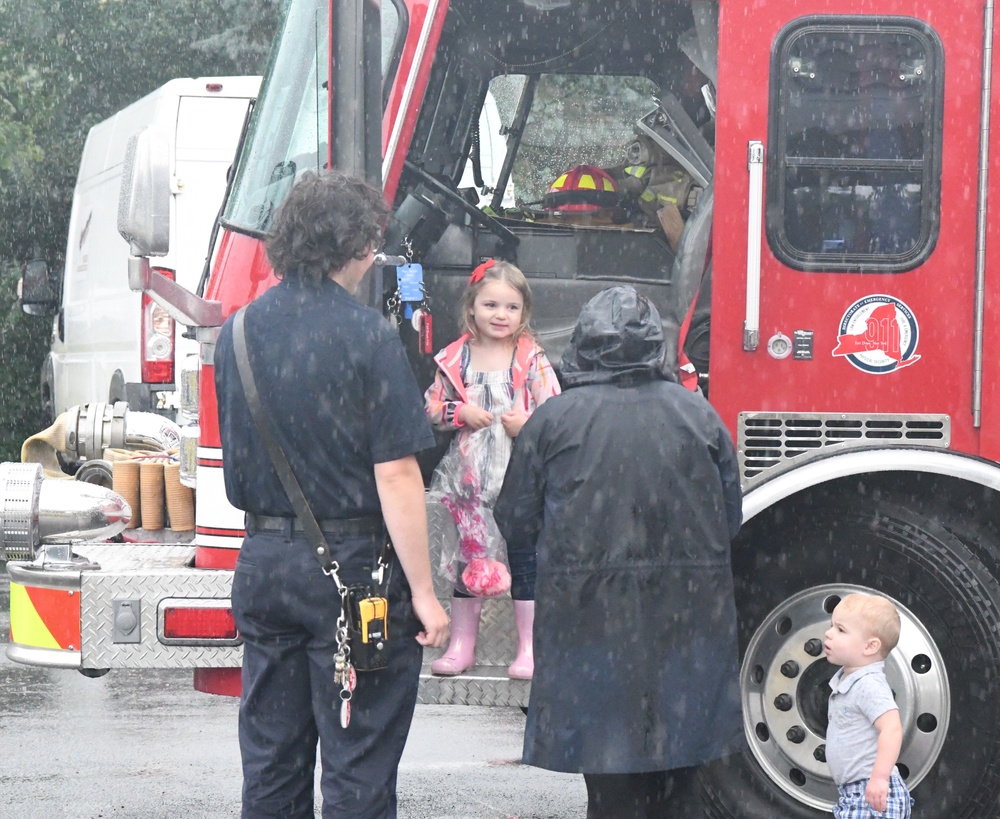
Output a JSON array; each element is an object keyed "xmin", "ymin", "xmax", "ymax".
[
  {"xmin": 142, "ymin": 267, "xmax": 176, "ymax": 384},
  {"xmin": 158, "ymin": 600, "xmax": 240, "ymax": 645},
  {"xmin": 205, "ymin": 83, "xmax": 224, "ymax": 93}
]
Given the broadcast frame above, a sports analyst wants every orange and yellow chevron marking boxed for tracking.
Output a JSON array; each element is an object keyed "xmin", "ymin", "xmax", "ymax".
[{"xmin": 9, "ymin": 582, "xmax": 81, "ymax": 650}]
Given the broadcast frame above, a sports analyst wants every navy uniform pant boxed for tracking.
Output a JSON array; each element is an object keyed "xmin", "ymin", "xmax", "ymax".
[{"xmin": 231, "ymin": 524, "xmax": 422, "ymax": 819}]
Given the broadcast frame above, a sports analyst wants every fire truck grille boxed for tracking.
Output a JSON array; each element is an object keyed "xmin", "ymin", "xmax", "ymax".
[{"xmin": 738, "ymin": 412, "xmax": 950, "ymax": 488}]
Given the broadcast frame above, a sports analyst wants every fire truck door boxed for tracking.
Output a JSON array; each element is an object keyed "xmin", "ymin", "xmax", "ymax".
[
  {"xmin": 381, "ymin": 0, "xmax": 451, "ymax": 202},
  {"xmin": 711, "ymin": 3, "xmax": 985, "ymax": 455},
  {"xmin": 328, "ymin": 0, "xmax": 382, "ymax": 181}
]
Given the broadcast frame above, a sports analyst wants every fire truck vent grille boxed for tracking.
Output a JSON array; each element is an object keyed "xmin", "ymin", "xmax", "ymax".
[{"xmin": 738, "ymin": 413, "xmax": 950, "ymax": 487}]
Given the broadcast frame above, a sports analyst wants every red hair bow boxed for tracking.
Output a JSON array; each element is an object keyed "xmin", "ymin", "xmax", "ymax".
[{"xmin": 468, "ymin": 259, "xmax": 495, "ymax": 285}]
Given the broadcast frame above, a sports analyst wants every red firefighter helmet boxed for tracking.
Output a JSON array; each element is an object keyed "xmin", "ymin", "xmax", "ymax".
[{"xmin": 543, "ymin": 164, "xmax": 620, "ymax": 212}]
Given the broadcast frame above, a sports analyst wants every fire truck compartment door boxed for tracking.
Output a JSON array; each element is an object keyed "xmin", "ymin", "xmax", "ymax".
[
  {"xmin": 382, "ymin": 0, "xmax": 451, "ymax": 201},
  {"xmin": 711, "ymin": 6, "xmax": 984, "ymax": 456}
]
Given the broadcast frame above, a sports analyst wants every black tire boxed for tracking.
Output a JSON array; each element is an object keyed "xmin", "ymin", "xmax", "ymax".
[{"xmin": 700, "ymin": 485, "xmax": 1000, "ymax": 818}]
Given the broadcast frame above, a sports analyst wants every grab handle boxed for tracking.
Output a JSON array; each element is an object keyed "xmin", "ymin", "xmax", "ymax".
[{"xmin": 744, "ymin": 140, "xmax": 764, "ymax": 351}]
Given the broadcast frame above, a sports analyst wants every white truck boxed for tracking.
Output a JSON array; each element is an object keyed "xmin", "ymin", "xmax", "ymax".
[{"xmin": 21, "ymin": 76, "xmax": 261, "ymax": 424}]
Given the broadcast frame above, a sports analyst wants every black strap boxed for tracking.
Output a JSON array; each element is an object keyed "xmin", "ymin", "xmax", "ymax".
[{"xmin": 232, "ymin": 306, "xmax": 338, "ymax": 573}]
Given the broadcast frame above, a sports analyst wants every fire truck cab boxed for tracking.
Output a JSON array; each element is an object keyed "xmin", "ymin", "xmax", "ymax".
[{"xmin": 6, "ymin": 1, "xmax": 1000, "ymax": 816}]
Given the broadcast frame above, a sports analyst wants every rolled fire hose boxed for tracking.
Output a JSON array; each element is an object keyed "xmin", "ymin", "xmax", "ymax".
[
  {"xmin": 14, "ymin": 402, "xmax": 189, "ymax": 536},
  {"xmin": 20, "ymin": 402, "xmax": 181, "ymax": 480}
]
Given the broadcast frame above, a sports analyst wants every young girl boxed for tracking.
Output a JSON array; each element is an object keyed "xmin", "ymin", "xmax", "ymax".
[{"xmin": 424, "ymin": 259, "xmax": 560, "ymax": 679}]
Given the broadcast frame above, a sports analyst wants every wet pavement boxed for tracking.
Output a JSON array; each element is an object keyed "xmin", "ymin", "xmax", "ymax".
[{"xmin": 0, "ymin": 570, "xmax": 585, "ymax": 818}]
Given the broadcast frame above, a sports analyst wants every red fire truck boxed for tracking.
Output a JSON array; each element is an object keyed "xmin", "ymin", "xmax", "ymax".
[{"xmin": 5, "ymin": 0, "xmax": 1000, "ymax": 815}]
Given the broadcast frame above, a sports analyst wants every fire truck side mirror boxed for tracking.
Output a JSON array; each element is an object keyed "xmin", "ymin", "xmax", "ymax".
[{"xmin": 117, "ymin": 127, "xmax": 170, "ymax": 259}]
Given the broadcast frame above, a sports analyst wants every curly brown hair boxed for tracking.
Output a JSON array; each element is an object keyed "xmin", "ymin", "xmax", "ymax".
[{"xmin": 265, "ymin": 171, "xmax": 387, "ymax": 285}]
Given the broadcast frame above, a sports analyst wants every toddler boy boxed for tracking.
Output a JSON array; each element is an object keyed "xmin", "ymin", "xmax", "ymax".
[{"xmin": 824, "ymin": 592, "xmax": 912, "ymax": 818}]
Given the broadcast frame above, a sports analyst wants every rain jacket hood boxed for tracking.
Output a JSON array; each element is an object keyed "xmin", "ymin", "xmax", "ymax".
[{"xmin": 560, "ymin": 286, "xmax": 670, "ymax": 387}]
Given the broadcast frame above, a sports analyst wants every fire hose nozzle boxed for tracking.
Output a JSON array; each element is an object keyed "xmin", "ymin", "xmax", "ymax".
[
  {"xmin": 0, "ymin": 462, "xmax": 131, "ymax": 561},
  {"xmin": 64, "ymin": 402, "xmax": 180, "ymax": 462}
]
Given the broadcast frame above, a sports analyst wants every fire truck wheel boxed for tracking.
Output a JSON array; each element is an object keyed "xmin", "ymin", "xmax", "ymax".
[{"xmin": 699, "ymin": 490, "xmax": 1000, "ymax": 819}]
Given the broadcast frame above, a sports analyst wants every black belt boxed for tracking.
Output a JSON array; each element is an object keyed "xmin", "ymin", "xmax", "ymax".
[{"xmin": 246, "ymin": 513, "xmax": 384, "ymax": 537}]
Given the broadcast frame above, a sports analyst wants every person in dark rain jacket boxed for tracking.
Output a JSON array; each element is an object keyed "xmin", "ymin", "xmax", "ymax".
[{"xmin": 494, "ymin": 285, "xmax": 743, "ymax": 819}]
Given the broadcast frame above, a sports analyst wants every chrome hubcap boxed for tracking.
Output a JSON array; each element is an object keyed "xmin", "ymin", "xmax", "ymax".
[{"xmin": 740, "ymin": 584, "xmax": 950, "ymax": 810}]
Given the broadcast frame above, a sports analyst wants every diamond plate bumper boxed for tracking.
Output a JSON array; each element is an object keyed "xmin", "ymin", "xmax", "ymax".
[
  {"xmin": 7, "ymin": 541, "xmax": 241, "ymax": 670},
  {"xmin": 6, "ymin": 500, "xmax": 532, "ymax": 707},
  {"xmin": 419, "ymin": 668, "xmax": 530, "ymax": 707}
]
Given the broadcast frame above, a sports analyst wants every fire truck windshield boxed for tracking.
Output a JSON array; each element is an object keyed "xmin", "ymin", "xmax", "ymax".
[
  {"xmin": 486, "ymin": 73, "xmax": 661, "ymax": 208},
  {"xmin": 223, "ymin": 0, "xmax": 402, "ymax": 236}
]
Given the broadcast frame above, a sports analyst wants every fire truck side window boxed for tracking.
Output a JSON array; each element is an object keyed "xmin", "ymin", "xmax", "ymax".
[
  {"xmin": 224, "ymin": 0, "xmax": 404, "ymax": 236},
  {"xmin": 766, "ymin": 18, "xmax": 943, "ymax": 272}
]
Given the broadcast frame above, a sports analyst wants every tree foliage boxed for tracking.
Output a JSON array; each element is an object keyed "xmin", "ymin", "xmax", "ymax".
[
  {"xmin": 0, "ymin": 264, "xmax": 49, "ymax": 461},
  {"xmin": 0, "ymin": 0, "xmax": 282, "ymax": 460}
]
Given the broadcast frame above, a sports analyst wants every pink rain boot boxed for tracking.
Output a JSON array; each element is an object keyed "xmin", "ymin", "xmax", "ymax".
[
  {"xmin": 431, "ymin": 597, "xmax": 482, "ymax": 676},
  {"xmin": 508, "ymin": 600, "xmax": 535, "ymax": 680}
]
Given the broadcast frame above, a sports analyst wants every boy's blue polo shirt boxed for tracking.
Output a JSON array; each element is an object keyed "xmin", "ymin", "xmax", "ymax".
[{"xmin": 826, "ymin": 660, "xmax": 900, "ymax": 786}]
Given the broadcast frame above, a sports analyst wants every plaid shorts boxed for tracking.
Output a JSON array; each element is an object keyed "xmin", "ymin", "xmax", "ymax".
[{"xmin": 834, "ymin": 774, "xmax": 912, "ymax": 819}]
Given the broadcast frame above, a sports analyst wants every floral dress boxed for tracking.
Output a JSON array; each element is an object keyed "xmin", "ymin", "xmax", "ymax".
[{"xmin": 425, "ymin": 334, "xmax": 560, "ymax": 596}]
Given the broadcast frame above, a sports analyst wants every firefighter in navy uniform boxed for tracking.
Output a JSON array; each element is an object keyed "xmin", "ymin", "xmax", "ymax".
[{"xmin": 214, "ymin": 171, "xmax": 448, "ymax": 819}]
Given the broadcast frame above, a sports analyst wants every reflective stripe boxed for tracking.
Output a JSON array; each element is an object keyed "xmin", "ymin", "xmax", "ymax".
[
  {"xmin": 9, "ymin": 582, "xmax": 80, "ymax": 650},
  {"xmin": 383, "ymin": 0, "xmax": 445, "ymax": 185},
  {"xmin": 641, "ymin": 190, "xmax": 679, "ymax": 204}
]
